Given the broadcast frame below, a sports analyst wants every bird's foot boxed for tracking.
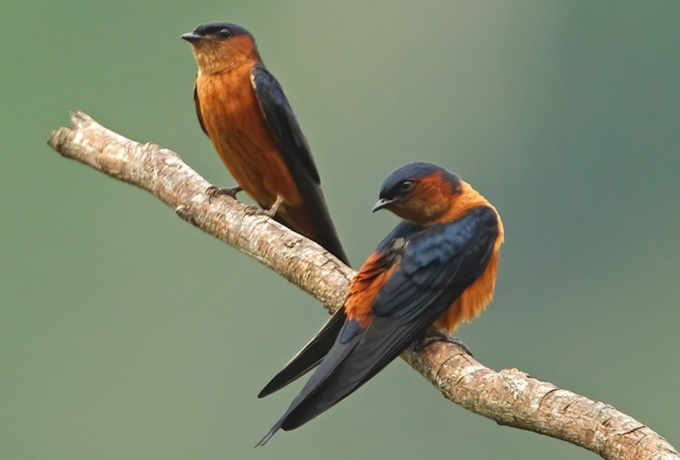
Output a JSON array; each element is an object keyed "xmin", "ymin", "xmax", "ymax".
[
  {"xmin": 260, "ymin": 207, "xmax": 277, "ymax": 218},
  {"xmin": 413, "ymin": 326, "xmax": 473, "ymax": 356},
  {"xmin": 206, "ymin": 185, "xmax": 243, "ymax": 202},
  {"xmin": 260, "ymin": 195, "xmax": 285, "ymax": 218},
  {"xmin": 244, "ymin": 206, "xmax": 265, "ymax": 217}
]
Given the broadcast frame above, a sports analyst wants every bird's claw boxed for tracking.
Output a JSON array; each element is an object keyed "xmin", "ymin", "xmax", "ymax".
[
  {"xmin": 206, "ymin": 185, "xmax": 243, "ymax": 202},
  {"xmin": 259, "ymin": 196, "xmax": 284, "ymax": 219},
  {"xmin": 244, "ymin": 206, "xmax": 265, "ymax": 217},
  {"xmin": 260, "ymin": 207, "xmax": 277, "ymax": 218},
  {"xmin": 413, "ymin": 327, "xmax": 473, "ymax": 356}
]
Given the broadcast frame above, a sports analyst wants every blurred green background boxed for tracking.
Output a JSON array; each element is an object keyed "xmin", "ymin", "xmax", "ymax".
[{"xmin": 2, "ymin": 1, "xmax": 679, "ymax": 459}]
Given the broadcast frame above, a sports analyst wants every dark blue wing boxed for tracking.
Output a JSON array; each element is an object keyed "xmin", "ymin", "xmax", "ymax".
[
  {"xmin": 373, "ymin": 205, "xmax": 498, "ymax": 319},
  {"xmin": 250, "ymin": 66, "xmax": 348, "ymax": 264},
  {"xmin": 193, "ymin": 81, "xmax": 208, "ymax": 135},
  {"xmin": 250, "ymin": 66, "xmax": 320, "ymax": 184},
  {"xmin": 257, "ymin": 206, "xmax": 499, "ymax": 443},
  {"xmin": 257, "ymin": 222, "xmax": 421, "ymax": 398}
]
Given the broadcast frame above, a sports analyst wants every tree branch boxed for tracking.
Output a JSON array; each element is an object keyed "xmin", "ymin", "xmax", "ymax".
[{"xmin": 48, "ymin": 112, "xmax": 678, "ymax": 460}]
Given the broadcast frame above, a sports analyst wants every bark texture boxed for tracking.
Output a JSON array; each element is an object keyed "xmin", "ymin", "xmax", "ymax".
[{"xmin": 48, "ymin": 112, "xmax": 678, "ymax": 460}]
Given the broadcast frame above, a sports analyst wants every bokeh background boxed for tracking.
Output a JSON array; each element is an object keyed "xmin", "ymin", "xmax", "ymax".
[{"xmin": 3, "ymin": 2, "xmax": 679, "ymax": 459}]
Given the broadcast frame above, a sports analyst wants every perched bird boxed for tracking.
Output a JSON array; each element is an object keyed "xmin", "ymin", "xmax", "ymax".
[
  {"xmin": 256, "ymin": 162, "xmax": 504, "ymax": 445},
  {"xmin": 182, "ymin": 22, "xmax": 348, "ymax": 264}
]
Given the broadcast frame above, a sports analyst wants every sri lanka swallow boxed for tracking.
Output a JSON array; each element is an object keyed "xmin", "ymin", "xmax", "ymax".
[
  {"xmin": 181, "ymin": 22, "xmax": 349, "ymax": 264},
  {"xmin": 256, "ymin": 162, "xmax": 504, "ymax": 445}
]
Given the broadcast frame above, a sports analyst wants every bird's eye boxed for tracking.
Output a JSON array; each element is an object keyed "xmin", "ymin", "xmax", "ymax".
[
  {"xmin": 218, "ymin": 28, "xmax": 232, "ymax": 38},
  {"xmin": 399, "ymin": 180, "xmax": 415, "ymax": 192}
]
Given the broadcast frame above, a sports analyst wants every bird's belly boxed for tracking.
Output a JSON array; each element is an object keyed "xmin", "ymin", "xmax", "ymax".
[
  {"xmin": 199, "ymin": 74, "xmax": 300, "ymax": 208},
  {"xmin": 435, "ymin": 250, "xmax": 500, "ymax": 332}
]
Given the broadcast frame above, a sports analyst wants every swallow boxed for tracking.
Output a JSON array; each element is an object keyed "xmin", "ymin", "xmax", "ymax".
[
  {"xmin": 182, "ymin": 22, "xmax": 349, "ymax": 264},
  {"xmin": 256, "ymin": 162, "xmax": 504, "ymax": 445}
]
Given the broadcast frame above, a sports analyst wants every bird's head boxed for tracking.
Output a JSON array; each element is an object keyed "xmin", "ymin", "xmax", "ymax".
[
  {"xmin": 372, "ymin": 162, "xmax": 462, "ymax": 226},
  {"xmin": 181, "ymin": 22, "xmax": 259, "ymax": 75}
]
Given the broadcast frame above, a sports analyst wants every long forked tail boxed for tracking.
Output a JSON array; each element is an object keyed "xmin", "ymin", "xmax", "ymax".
[
  {"xmin": 255, "ymin": 320, "xmax": 365, "ymax": 446},
  {"xmin": 258, "ymin": 307, "xmax": 346, "ymax": 398}
]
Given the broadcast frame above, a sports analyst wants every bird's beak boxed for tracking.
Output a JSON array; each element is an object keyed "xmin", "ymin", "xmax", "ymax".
[
  {"xmin": 181, "ymin": 32, "xmax": 204, "ymax": 44},
  {"xmin": 372, "ymin": 198, "xmax": 396, "ymax": 213}
]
